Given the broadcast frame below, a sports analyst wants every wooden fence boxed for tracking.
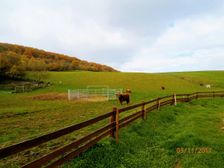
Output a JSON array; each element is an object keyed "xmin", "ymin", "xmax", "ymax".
[{"xmin": 0, "ymin": 91, "xmax": 224, "ymax": 167}]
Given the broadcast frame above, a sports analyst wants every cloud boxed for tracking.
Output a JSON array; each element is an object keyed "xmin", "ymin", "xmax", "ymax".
[
  {"xmin": 0, "ymin": 0, "xmax": 224, "ymax": 72},
  {"xmin": 0, "ymin": 0, "xmax": 135, "ymax": 65},
  {"xmin": 121, "ymin": 15, "xmax": 224, "ymax": 72},
  {"xmin": 3, "ymin": 1, "xmax": 129, "ymax": 49}
]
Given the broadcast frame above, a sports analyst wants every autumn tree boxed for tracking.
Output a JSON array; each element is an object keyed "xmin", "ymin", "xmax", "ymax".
[
  {"xmin": 0, "ymin": 51, "xmax": 25, "ymax": 78},
  {"xmin": 70, "ymin": 59, "xmax": 80, "ymax": 70},
  {"xmin": 27, "ymin": 58, "xmax": 48, "ymax": 82}
]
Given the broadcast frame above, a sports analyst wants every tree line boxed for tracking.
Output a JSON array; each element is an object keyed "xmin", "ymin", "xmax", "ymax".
[{"xmin": 0, "ymin": 42, "xmax": 117, "ymax": 79}]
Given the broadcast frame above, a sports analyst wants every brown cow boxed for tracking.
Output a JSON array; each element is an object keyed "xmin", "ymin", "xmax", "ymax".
[
  {"xmin": 161, "ymin": 86, "xmax": 165, "ymax": 90},
  {"xmin": 116, "ymin": 89, "xmax": 131, "ymax": 105}
]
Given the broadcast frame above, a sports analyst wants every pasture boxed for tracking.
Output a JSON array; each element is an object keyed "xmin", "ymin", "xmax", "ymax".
[
  {"xmin": 64, "ymin": 98, "xmax": 224, "ymax": 168},
  {"xmin": 0, "ymin": 71, "xmax": 224, "ymax": 167}
]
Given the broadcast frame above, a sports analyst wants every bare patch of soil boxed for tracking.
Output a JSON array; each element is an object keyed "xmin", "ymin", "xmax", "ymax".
[
  {"xmin": 30, "ymin": 93, "xmax": 108, "ymax": 102},
  {"xmin": 30, "ymin": 93, "xmax": 67, "ymax": 100}
]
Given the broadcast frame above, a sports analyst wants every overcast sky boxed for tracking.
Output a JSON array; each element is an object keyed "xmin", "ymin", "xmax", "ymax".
[{"xmin": 1, "ymin": 0, "xmax": 224, "ymax": 72}]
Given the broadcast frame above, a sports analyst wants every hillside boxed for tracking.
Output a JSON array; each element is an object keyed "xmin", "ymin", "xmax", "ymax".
[{"xmin": 0, "ymin": 42, "xmax": 117, "ymax": 78}]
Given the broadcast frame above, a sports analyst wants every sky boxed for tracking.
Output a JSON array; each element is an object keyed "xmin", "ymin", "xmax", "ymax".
[{"xmin": 0, "ymin": 0, "xmax": 224, "ymax": 72}]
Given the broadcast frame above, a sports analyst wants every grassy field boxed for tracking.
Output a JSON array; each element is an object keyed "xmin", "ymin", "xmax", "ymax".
[{"xmin": 0, "ymin": 70, "xmax": 224, "ymax": 167}]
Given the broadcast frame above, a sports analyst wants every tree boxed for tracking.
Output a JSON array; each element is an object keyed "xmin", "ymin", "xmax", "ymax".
[
  {"xmin": 70, "ymin": 60, "xmax": 80, "ymax": 70},
  {"xmin": 23, "ymin": 48, "xmax": 33, "ymax": 58},
  {"xmin": 0, "ymin": 51, "xmax": 25, "ymax": 78},
  {"xmin": 27, "ymin": 58, "xmax": 48, "ymax": 82},
  {"xmin": 7, "ymin": 64, "xmax": 25, "ymax": 78}
]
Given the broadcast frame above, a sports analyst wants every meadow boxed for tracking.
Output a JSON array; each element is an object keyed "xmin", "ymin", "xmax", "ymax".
[{"xmin": 0, "ymin": 71, "xmax": 224, "ymax": 167}]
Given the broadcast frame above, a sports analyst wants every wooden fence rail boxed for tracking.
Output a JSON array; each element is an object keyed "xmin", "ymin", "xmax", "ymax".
[{"xmin": 0, "ymin": 91, "xmax": 224, "ymax": 167}]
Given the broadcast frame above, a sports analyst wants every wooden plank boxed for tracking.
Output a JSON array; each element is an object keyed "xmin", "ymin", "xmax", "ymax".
[
  {"xmin": 119, "ymin": 113, "xmax": 142, "ymax": 129},
  {"xmin": 159, "ymin": 95, "xmax": 173, "ymax": 100},
  {"xmin": 0, "ymin": 111, "xmax": 114, "ymax": 159},
  {"xmin": 145, "ymin": 104, "xmax": 157, "ymax": 112},
  {"xmin": 160, "ymin": 99, "xmax": 173, "ymax": 106},
  {"xmin": 46, "ymin": 130, "xmax": 112, "ymax": 168},
  {"xmin": 144, "ymin": 98, "xmax": 158, "ymax": 105},
  {"xmin": 176, "ymin": 98, "xmax": 188, "ymax": 102},
  {"xmin": 176, "ymin": 93, "xmax": 191, "ymax": 96},
  {"xmin": 22, "ymin": 123, "xmax": 115, "ymax": 168},
  {"xmin": 197, "ymin": 95, "xmax": 210, "ymax": 98},
  {"xmin": 119, "ymin": 102, "xmax": 144, "ymax": 113},
  {"xmin": 119, "ymin": 110, "xmax": 142, "ymax": 124},
  {"xmin": 197, "ymin": 91, "xmax": 224, "ymax": 94}
]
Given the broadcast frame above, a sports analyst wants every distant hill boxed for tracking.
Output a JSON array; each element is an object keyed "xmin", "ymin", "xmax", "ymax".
[{"xmin": 0, "ymin": 42, "xmax": 117, "ymax": 73}]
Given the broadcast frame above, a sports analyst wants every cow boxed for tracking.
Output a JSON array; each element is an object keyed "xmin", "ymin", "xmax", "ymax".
[
  {"xmin": 161, "ymin": 86, "xmax": 165, "ymax": 90},
  {"xmin": 116, "ymin": 89, "xmax": 132, "ymax": 105}
]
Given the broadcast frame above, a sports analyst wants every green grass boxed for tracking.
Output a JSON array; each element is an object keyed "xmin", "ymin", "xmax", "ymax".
[
  {"xmin": 0, "ymin": 70, "xmax": 224, "ymax": 167},
  {"xmin": 64, "ymin": 98, "xmax": 224, "ymax": 168},
  {"xmin": 1, "ymin": 71, "xmax": 223, "ymax": 145}
]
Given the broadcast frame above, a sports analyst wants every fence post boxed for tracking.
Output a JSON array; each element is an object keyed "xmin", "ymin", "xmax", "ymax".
[
  {"xmin": 110, "ymin": 107, "xmax": 116, "ymax": 139},
  {"xmin": 142, "ymin": 101, "xmax": 146, "ymax": 120},
  {"xmin": 157, "ymin": 98, "xmax": 160, "ymax": 110},
  {"xmin": 187, "ymin": 94, "xmax": 190, "ymax": 102},
  {"xmin": 115, "ymin": 107, "xmax": 119, "ymax": 144},
  {"xmin": 213, "ymin": 91, "xmax": 215, "ymax": 98},
  {"xmin": 68, "ymin": 89, "xmax": 71, "ymax": 101},
  {"xmin": 196, "ymin": 92, "xmax": 198, "ymax": 99},
  {"xmin": 173, "ymin": 94, "xmax": 177, "ymax": 106},
  {"xmin": 110, "ymin": 107, "xmax": 119, "ymax": 143}
]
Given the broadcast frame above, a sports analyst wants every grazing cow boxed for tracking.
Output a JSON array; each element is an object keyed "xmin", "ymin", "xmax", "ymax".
[
  {"xmin": 116, "ymin": 89, "xmax": 132, "ymax": 105},
  {"xmin": 116, "ymin": 93, "xmax": 130, "ymax": 105},
  {"xmin": 161, "ymin": 86, "xmax": 165, "ymax": 90},
  {"xmin": 200, "ymin": 83, "xmax": 204, "ymax": 86}
]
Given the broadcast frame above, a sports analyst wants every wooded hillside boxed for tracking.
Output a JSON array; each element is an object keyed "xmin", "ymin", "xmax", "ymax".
[{"xmin": 0, "ymin": 42, "xmax": 117, "ymax": 78}]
